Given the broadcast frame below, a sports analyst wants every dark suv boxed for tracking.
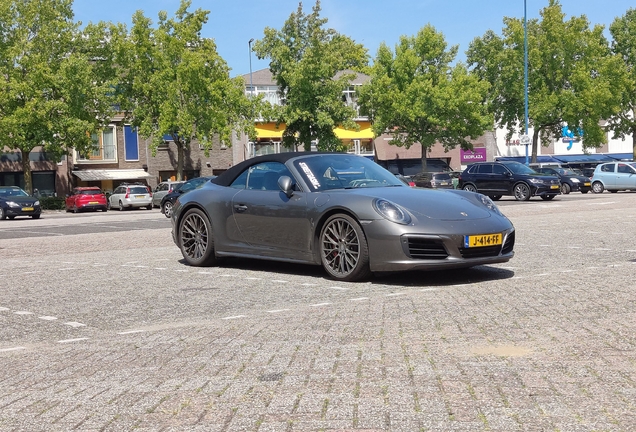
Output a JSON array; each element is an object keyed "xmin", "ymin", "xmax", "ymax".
[{"xmin": 458, "ymin": 161, "xmax": 561, "ymax": 201}]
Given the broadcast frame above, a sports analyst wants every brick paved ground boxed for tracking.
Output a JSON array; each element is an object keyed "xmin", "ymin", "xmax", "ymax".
[{"xmin": 0, "ymin": 192, "xmax": 635, "ymax": 431}]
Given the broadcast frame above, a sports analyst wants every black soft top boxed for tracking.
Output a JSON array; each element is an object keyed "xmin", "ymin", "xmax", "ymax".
[{"xmin": 211, "ymin": 152, "xmax": 339, "ymax": 187}]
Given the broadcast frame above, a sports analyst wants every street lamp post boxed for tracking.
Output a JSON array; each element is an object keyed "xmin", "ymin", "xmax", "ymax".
[
  {"xmin": 524, "ymin": 0, "xmax": 529, "ymax": 165},
  {"xmin": 248, "ymin": 38, "xmax": 254, "ymax": 98}
]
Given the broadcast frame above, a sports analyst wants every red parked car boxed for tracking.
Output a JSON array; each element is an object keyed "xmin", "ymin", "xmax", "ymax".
[{"xmin": 65, "ymin": 187, "xmax": 108, "ymax": 213}]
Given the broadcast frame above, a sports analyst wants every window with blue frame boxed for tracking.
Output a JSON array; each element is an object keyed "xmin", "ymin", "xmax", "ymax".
[{"xmin": 124, "ymin": 125, "xmax": 139, "ymax": 161}]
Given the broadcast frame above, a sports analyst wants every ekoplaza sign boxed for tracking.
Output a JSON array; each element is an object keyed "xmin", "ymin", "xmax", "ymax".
[{"xmin": 460, "ymin": 148, "xmax": 487, "ymax": 163}]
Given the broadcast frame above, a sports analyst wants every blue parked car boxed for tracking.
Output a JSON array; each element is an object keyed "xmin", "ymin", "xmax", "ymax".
[{"xmin": 591, "ymin": 162, "xmax": 636, "ymax": 193}]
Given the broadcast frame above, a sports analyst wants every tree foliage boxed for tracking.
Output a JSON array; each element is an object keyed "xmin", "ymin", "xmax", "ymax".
[
  {"xmin": 358, "ymin": 25, "xmax": 492, "ymax": 172},
  {"xmin": 0, "ymin": 0, "xmax": 115, "ymax": 193},
  {"xmin": 252, "ymin": 1, "xmax": 368, "ymax": 151},
  {"xmin": 608, "ymin": 8, "xmax": 636, "ymax": 160},
  {"xmin": 467, "ymin": 0, "xmax": 627, "ymax": 163},
  {"xmin": 117, "ymin": 0, "xmax": 255, "ymax": 180}
]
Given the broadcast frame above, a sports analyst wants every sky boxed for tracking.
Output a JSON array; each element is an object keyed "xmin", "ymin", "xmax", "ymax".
[{"xmin": 72, "ymin": 0, "xmax": 635, "ymax": 78}]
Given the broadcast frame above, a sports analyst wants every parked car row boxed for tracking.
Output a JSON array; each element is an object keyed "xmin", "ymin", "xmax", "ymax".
[{"xmin": 0, "ymin": 186, "xmax": 41, "ymax": 220}]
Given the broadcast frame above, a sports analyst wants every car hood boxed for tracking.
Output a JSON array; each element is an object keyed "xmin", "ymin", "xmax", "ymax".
[
  {"xmin": 336, "ymin": 187, "xmax": 494, "ymax": 221},
  {"xmin": 3, "ymin": 196, "xmax": 38, "ymax": 204}
]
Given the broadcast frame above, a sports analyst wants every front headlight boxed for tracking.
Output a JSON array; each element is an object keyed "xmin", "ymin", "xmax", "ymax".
[
  {"xmin": 34, "ymin": 200, "xmax": 40, "ymax": 206},
  {"xmin": 477, "ymin": 194, "xmax": 503, "ymax": 216},
  {"xmin": 571, "ymin": 178, "xmax": 580, "ymax": 183},
  {"xmin": 373, "ymin": 199, "xmax": 412, "ymax": 225},
  {"xmin": 6, "ymin": 201, "xmax": 20, "ymax": 208},
  {"xmin": 529, "ymin": 178, "xmax": 544, "ymax": 184}
]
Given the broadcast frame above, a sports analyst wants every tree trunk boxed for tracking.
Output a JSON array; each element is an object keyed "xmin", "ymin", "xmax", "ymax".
[
  {"xmin": 531, "ymin": 128, "xmax": 540, "ymax": 164},
  {"xmin": 177, "ymin": 141, "xmax": 185, "ymax": 181},
  {"xmin": 632, "ymin": 125, "xmax": 636, "ymax": 161},
  {"xmin": 420, "ymin": 144, "xmax": 429, "ymax": 173},
  {"xmin": 21, "ymin": 149, "xmax": 33, "ymax": 194}
]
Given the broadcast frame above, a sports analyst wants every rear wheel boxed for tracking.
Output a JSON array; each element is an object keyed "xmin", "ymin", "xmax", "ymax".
[
  {"xmin": 178, "ymin": 207, "xmax": 217, "ymax": 266},
  {"xmin": 0, "ymin": 207, "xmax": 5, "ymax": 220},
  {"xmin": 592, "ymin": 181, "xmax": 604, "ymax": 194},
  {"xmin": 462, "ymin": 184, "xmax": 477, "ymax": 193},
  {"xmin": 513, "ymin": 183, "xmax": 531, "ymax": 201},
  {"xmin": 118, "ymin": 201, "xmax": 125, "ymax": 211},
  {"xmin": 561, "ymin": 183, "xmax": 571, "ymax": 194},
  {"xmin": 319, "ymin": 214, "xmax": 371, "ymax": 282},
  {"xmin": 489, "ymin": 195, "xmax": 502, "ymax": 201},
  {"xmin": 147, "ymin": 204, "xmax": 153, "ymax": 210},
  {"xmin": 163, "ymin": 201, "xmax": 174, "ymax": 218}
]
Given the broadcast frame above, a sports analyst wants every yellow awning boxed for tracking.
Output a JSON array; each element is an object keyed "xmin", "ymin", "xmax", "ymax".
[
  {"xmin": 255, "ymin": 121, "xmax": 374, "ymax": 140},
  {"xmin": 255, "ymin": 123, "xmax": 285, "ymax": 139},
  {"xmin": 334, "ymin": 122, "xmax": 374, "ymax": 140}
]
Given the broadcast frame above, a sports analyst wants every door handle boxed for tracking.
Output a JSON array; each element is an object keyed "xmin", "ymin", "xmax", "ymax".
[{"xmin": 234, "ymin": 204, "xmax": 248, "ymax": 212}]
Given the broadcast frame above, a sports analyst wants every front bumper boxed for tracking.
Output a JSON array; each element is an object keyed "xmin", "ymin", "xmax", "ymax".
[
  {"xmin": 362, "ymin": 217, "xmax": 515, "ymax": 272},
  {"xmin": 5, "ymin": 206, "xmax": 41, "ymax": 217}
]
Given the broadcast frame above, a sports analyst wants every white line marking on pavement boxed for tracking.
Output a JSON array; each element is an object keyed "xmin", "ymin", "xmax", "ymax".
[
  {"xmin": 534, "ymin": 273, "xmax": 549, "ymax": 277},
  {"xmin": 92, "ymin": 263, "xmax": 109, "ymax": 267},
  {"xmin": 39, "ymin": 316, "xmax": 57, "ymax": 321},
  {"xmin": 588, "ymin": 202, "xmax": 614, "ymax": 205},
  {"xmin": 567, "ymin": 246, "xmax": 582, "ymax": 249},
  {"xmin": 594, "ymin": 248, "xmax": 612, "ymax": 251},
  {"xmin": 175, "ymin": 269, "xmax": 188, "ymax": 272},
  {"xmin": 58, "ymin": 338, "xmax": 88, "ymax": 344},
  {"xmin": 350, "ymin": 297, "xmax": 369, "ymax": 301},
  {"xmin": 0, "ymin": 307, "xmax": 9, "ymax": 312},
  {"xmin": 222, "ymin": 315, "xmax": 246, "ymax": 320},
  {"xmin": 198, "ymin": 271, "xmax": 215, "ymax": 274},
  {"xmin": 22, "ymin": 271, "xmax": 39, "ymax": 275},
  {"xmin": 386, "ymin": 293, "xmax": 405, "ymax": 297},
  {"xmin": 311, "ymin": 302, "xmax": 331, "ymax": 307},
  {"xmin": 246, "ymin": 277, "xmax": 261, "ymax": 280},
  {"xmin": 327, "ymin": 286, "xmax": 348, "ymax": 290},
  {"xmin": 627, "ymin": 250, "xmax": 636, "ymax": 252},
  {"xmin": 420, "ymin": 288, "xmax": 440, "ymax": 291},
  {"xmin": 302, "ymin": 283, "xmax": 317, "ymax": 286},
  {"xmin": 154, "ymin": 268, "xmax": 167, "ymax": 270},
  {"xmin": 64, "ymin": 322, "xmax": 86, "ymax": 328},
  {"xmin": 267, "ymin": 309, "xmax": 290, "ymax": 313},
  {"xmin": 271, "ymin": 280, "xmax": 288, "ymax": 283},
  {"xmin": 118, "ymin": 330, "xmax": 145, "ymax": 335},
  {"xmin": 58, "ymin": 268, "xmax": 76, "ymax": 271},
  {"xmin": 0, "ymin": 347, "xmax": 26, "ymax": 352},
  {"xmin": 14, "ymin": 311, "xmax": 33, "ymax": 315},
  {"xmin": 219, "ymin": 274, "xmax": 232, "ymax": 277}
]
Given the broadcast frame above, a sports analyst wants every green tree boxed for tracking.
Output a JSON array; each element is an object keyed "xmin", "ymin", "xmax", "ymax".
[
  {"xmin": 0, "ymin": 0, "xmax": 115, "ymax": 193},
  {"xmin": 252, "ymin": 1, "xmax": 368, "ymax": 151},
  {"xmin": 119, "ymin": 0, "xmax": 255, "ymax": 180},
  {"xmin": 609, "ymin": 8, "xmax": 636, "ymax": 160},
  {"xmin": 358, "ymin": 25, "xmax": 492, "ymax": 172},
  {"xmin": 467, "ymin": 0, "xmax": 627, "ymax": 163}
]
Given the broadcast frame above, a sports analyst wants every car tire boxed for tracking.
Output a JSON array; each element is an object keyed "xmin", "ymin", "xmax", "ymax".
[
  {"xmin": 31, "ymin": 214, "xmax": 40, "ymax": 219},
  {"xmin": 541, "ymin": 195, "xmax": 556, "ymax": 201},
  {"xmin": 118, "ymin": 200, "xmax": 125, "ymax": 211},
  {"xmin": 561, "ymin": 183, "xmax": 571, "ymax": 194},
  {"xmin": 592, "ymin": 181, "xmax": 604, "ymax": 194},
  {"xmin": 319, "ymin": 214, "xmax": 371, "ymax": 282},
  {"xmin": 581, "ymin": 190, "xmax": 589, "ymax": 194},
  {"xmin": 513, "ymin": 183, "xmax": 531, "ymax": 201},
  {"xmin": 489, "ymin": 195, "xmax": 502, "ymax": 201},
  {"xmin": 147, "ymin": 204, "xmax": 153, "ymax": 210},
  {"xmin": 462, "ymin": 184, "xmax": 478, "ymax": 193},
  {"xmin": 178, "ymin": 207, "xmax": 217, "ymax": 266},
  {"xmin": 102, "ymin": 207, "xmax": 108, "ymax": 212},
  {"xmin": 609, "ymin": 190, "xmax": 618, "ymax": 193},
  {"xmin": 0, "ymin": 207, "xmax": 5, "ymax": 220},
  {"xmin": 163, "ymin": 201, "xmax": 173, "ymax": 218},
  {"xmin": 73, "ymin": 206, "xmax": 80, "ymax": 214}
]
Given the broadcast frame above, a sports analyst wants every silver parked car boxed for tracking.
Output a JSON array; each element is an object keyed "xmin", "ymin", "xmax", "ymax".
[
  {"xmin": 108, "ymin": 183, "xmax": 153, "ymax": 211},
  {"xmin": 591, "ymin": 162, "xmax": 636, "ymax": 193},
  {"xmin": 171, "ymin": 152, "xmax": 515, "ymax": 282},
  {"xmin": 152, "ymin": 180, "xmax": 184, "ymax": 208}
]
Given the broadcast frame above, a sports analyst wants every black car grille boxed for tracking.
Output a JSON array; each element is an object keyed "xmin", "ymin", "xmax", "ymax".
[
  {"xmin": 406, "ymin": 237, "xmax": 449, "ymax": 260},
  {"xmin": 502, "ymin": 231, "xmax": 515, "ymax": 255}
]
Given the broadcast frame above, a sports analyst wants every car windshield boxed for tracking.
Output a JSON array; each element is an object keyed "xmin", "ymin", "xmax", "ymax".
[
  {"xmin": 180, "ymin": 178, "xmax": 209, "ymax": 192},
  {"xmin": 556, "ymin": 168, "xmax": 578, "ymax": 176},
  {"xmin": 504, "ymin": 162, "xmax": 540, "ymax": 175},
  {"xmin": 0, "ymin": 188, "xmax": 29, "ymax": 197},
  {"xmin": 294, "ymin": 154, "xmax": 404, "ymax": 191}
]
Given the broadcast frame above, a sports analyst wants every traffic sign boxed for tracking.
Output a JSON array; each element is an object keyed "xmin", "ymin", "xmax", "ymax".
[{"xmin": 520, "ymin": 134, "xmax": 531, "ymax": 145}]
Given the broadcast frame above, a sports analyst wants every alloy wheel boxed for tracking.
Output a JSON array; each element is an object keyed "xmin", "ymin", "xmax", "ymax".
[{"xmin": 320, "ymin": 215, "xmax": 370, "ymax": 281}]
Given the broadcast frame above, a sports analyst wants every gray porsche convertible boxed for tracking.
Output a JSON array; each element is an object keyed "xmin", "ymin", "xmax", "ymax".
[{"xmin": 171, "ymin": 152, "xmax": 515, "ymax": 282}]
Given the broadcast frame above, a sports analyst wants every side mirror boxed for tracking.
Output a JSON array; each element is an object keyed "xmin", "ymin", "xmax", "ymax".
[{"xmin": 278, "ymin": 176, "xmax": 294, "ymax": 198}]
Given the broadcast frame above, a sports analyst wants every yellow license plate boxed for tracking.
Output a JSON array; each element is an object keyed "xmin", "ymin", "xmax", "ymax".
[
  {"xmin": 550, "ymin": 185, "xmax": 559, "ymax": 189},
  {"xmin": 464, "ymin": 233, "xmax": 503, "ymax": 248},
  {"xmin": 22, "ymin": 207, "xmax": 34, "ymax": 211},
  {"xmin": 89, "ymin": 201, "xmax": 98, "ymax": 204},
  {"xmin": 584, "ymin": 182, "xmax": 590, "ymax": 186},
  {"xmin": 135, "ymin": 195, "xmax": 145, "ymax": 198}
]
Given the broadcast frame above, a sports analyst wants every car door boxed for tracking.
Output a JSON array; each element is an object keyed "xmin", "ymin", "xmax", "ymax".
[
  {"xmin": 616, "ymin": 163, "xmax": 636, "ymax": 189},
  {"xmin": 599, "ymin": 163, "xmax": 617, "ymax": 189},
  {"xmin": 65, "ymin": 189, "xmax": 77, "ymax": 209},
  {"xmin": 490, "ymin": 164, "xmax": 511, "ymax": 194},
  {"xmin": 231, "ymin": 162, "xmax": 312, "ymax": 260},
  {"xmin": 472, "ymin": 164, "xmax": 493, "ymax": 192}
]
